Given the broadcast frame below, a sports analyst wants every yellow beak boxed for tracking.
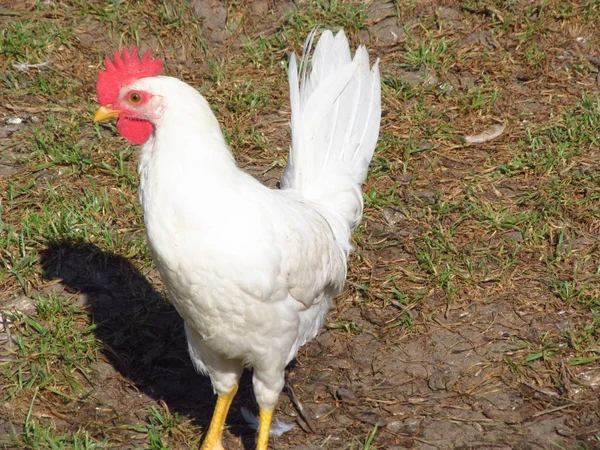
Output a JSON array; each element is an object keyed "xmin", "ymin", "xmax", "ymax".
[{"xmin": 94, "ymin": 105, "xmax": 122, "ymax": 122}]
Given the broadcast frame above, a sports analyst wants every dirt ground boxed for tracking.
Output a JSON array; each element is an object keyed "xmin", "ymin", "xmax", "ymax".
[
  {"xmin": 1, "ymin": 0, "xmax": 600, "ymax": 449},
  {"xmin": 33, "ymin": 241, "xmax": 600, "ymax": 449}
]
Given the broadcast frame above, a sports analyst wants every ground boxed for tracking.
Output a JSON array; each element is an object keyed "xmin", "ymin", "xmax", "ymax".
[{"xmin": 1, "ymin": 0, "xmax": 600, "ymax": 449}]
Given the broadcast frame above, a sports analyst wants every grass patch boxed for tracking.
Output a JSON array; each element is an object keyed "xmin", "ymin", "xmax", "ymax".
[
  {"xmin": 1, "ymin": 0, "xmax": 600, "ymax": 447},
  {"xmin": 2, "ymin": 294, "xmax": 99, "ymax": 400}
]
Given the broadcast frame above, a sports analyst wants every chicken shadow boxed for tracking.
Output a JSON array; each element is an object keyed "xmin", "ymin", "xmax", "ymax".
[{"xmin": 39, "ymin": 239, "xmax": 259, "ymax": 449}]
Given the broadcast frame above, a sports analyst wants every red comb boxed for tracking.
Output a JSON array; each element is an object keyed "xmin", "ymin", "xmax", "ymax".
[{"xmin": 97, "ymin": 47, "xmax": 163, "ymax": 105}]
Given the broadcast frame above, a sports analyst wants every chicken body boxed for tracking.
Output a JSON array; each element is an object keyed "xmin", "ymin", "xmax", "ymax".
[
  {"xmin": 137, "ymin": 79, "xmax": 346, "ymax": 408},
  {"xmin": 95, "ymin": 30, "xmax": 380, "ymax": 449}
]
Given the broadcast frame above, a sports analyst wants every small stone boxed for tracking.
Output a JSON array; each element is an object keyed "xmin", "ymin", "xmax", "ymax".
[
  {"xmin": 3, "ymin": 295, "xmax": 37, "ymax": 315},
  {"xmin": 428, "ymin": 370, "xmax": 457, "ymax": 391},
  {"xmin": 437, "ymin": 7, "xmax": 463, "ymax": 30},
  {"xmin": 382, "ymin": 208, "xmax": 407, "ymax": 227},
  {"xmin": 387, "ymin": 420, "xmax": 403, "ymax": 433},
  {"xmin": 409, "ymin": 190, "xmax": 438, "ymax": 203},
  {"xmin": 503, "ymin": 231, "xmax": 522, "ymax": 242},
  {"xmin": 555, "ymin": 426, "xmax": 572, "ymax": 437},
  {"xmin": 359, "ymin": 29, "xmax": 370, "ymax": 45},
  {"xmin": 315, "ymin": 330, "xmax": 334, "ymax": 348},
  {"xmin": 41, "ymin": 282, "xmax": 65, "ymax": 296},
  {"xmin": 335, "ymin": 413, "xmax": 354, "ymax": 427},
  {"xmin": 336, "ymin": 387, "xmax": 358, "ymax": 402},
  {"xmin": 248, "ymin": 0, "xmax": 268, "ymax": 15},
  {"xmin": 90, "ymin": 360, "xmax": 115, "ymax": 380},
  {"xmin": 76, "ymin": 293, "xmax": 90, "ymax": 307},
  {"xmin": 418, "ymin": 141, "xmax": 437, "ymax": 152},
  {"xmin": 367, "ymin": 0, "xmax": 396, "ymax": 21},
  {"xmin": 191, "ymin": 0, "xmax": 227, "ymax": 43},
  {"xmin": 577, "ymin": 368, "xmax": 600, "ymax": 388},
  {"xmin": 311, "ymin": 403, "xmax": 333, "ymax": 419},
  {"xmin": 387, "ymin": 417, "xmax": 422, "ymax": 434},
  {"xmin": 353, "ymin": 410, "xmax": 388, "ymax": 426},
  {"xmin": 372, "ymin": 17, "xmax": 404, "ymax": 42},
  {"xmin": 329, "ymin": 358, "xmax": 351, "ymax": 370},
  {"xmin": 384, "ymin": 66, "xmax": 438, "ymax": 87}
]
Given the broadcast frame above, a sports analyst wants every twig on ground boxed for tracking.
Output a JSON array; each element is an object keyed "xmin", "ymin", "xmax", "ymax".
[{"xmin": 285, "ymin": 382, "xmax": 316, "ymax": 433}]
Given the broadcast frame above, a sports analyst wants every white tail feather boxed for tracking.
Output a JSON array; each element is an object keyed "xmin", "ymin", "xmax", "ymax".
[
  {"xmin": 282, "ymin": 30, "xmax": 381, "ymax": 231},
  {"xmin": 240, "ymin": 407, "xmax": 294, "ymax": 437}
]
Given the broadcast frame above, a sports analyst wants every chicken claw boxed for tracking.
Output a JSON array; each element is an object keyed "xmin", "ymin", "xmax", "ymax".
[
  {"xmin": 256, "ymin": 408, "xmax": 274, "ymax": 450},
  {"xmin": 200, "ymin": 385, "xmax": 238, "ymax": 450}
]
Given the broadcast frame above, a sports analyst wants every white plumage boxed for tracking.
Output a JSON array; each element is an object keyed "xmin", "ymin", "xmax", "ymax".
[{"xmin": 95, "ymin": 29, "xmax": 381, "ymax": 450}]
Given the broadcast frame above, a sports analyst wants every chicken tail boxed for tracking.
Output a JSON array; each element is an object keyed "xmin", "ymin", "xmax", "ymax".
[{"xmin": 282, "ymin": 29, "xmax": 381, "ymax": 236}]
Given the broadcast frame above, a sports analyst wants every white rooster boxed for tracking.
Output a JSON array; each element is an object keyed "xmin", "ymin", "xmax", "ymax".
[{"xmin": 94, "ymin": 29, "xmax": 380, "ymax": 450}]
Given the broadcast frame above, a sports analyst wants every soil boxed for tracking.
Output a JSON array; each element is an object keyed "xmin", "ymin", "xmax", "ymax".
[
  {"xmin": 33, "ymin": 236, "xmax": 599, "ymax": 449},
  {"xmin": 1, "ymin": 0, "xmax": 600, "ymax": 449}
]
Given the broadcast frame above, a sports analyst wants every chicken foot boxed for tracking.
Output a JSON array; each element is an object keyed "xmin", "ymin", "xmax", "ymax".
[
  {"xmin": 256, "ymin": 407, "xmax": 274, "ymax": 450},
  {"xmin": 200, "ymin": 385, "xmax": 238, "ymax": 450}
]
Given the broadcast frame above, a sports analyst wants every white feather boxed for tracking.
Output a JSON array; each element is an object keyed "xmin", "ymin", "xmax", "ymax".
[
  {"xmin": 116, "ymin": 28, "xmax": 381, "ymax": 444},
  {"xmin": 283, "ymin": 30, "xmax": 381, "ymax": 230},
  {"xmin": 240, "ymin": 407, "xmax": 294, "ymax": 437}
]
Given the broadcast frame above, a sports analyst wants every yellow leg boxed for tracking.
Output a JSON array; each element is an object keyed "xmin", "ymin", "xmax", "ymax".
[
  {"xmin": 200, "ymin": 385, "xmax": 238, "ymax": 450},
  {"xmin": 256, "ymin": 408, "xmax": 274, "ymax": 450}
]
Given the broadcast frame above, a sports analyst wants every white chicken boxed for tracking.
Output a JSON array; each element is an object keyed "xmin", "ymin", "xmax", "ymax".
[{"xmin": 94, "ymin": 29, "xmax": 381, "ymax": 450}]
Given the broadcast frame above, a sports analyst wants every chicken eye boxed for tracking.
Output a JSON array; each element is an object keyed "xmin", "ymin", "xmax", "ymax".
[{"xmin": 129, "ymin": 92, "xmax": 142, "ymax": 103}]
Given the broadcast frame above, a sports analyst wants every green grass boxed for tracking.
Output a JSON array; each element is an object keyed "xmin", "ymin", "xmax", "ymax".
[
  {"xmin": 0, "ymin": 20, "xmax": 72, "ymax": 64},
  {"xmin": 402, "ymin": 34, "xmax": 457, "ymax": 71},
  {"xmin": 142, "ymin": 405, "xmax": 201, "ymax": 450},
  {"xmin": 284, "ymin": 0, "xmax": 367, "ymax": 37},
  {"xmin": 360, "ymin": 423, "xmax": 379, "ymax": 450},
  {"xmin": 3, "ymin": 294, "xmax": 99, "ymax": 399},
  {"xmin": 1, "ymin": 0, "xmax": 600, "ymax": 448},
  {"xmin": 17, "ymin": 413, "xmax": 108, "ymax": 450}
]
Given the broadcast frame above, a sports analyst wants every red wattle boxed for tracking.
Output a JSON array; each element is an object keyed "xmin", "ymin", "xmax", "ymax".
[{"xmin": 116, "ymin": 117, "xmax": 154, "ymax": 144}]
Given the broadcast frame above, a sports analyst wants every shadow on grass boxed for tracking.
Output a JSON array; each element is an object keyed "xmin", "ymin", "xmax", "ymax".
[{"xmin": 39, "ymin": 239, "xmax": 257, "ymax": 449}]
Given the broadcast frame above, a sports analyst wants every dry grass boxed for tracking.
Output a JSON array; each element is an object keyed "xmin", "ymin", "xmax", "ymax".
[{"xmin": 1, "ymin": 0, "xmax": 600, "ymax": 448}]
